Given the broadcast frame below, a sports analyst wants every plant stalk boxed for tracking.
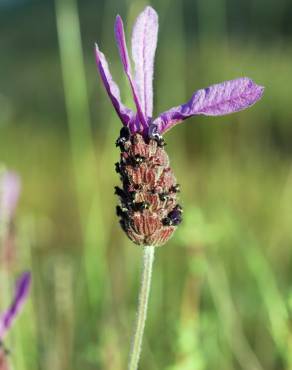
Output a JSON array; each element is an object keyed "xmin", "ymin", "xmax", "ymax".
[{"xmin": 128, "ymin": 246, "xmax": 155, "ymax": 370}]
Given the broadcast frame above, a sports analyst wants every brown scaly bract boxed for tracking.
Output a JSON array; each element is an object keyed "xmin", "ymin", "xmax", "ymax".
[{"xmin": 115, "ymin": 127, "xmax": 183, "ymax": 247}]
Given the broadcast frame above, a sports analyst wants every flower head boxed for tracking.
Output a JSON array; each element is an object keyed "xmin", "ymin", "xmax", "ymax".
[
  {"xmin": 0, "ymin": 272, "xmax": 31, "ymax": 341},
  {"xmin": 95, "ymin": 6, "xmax": 264, "ymax": 247},
  {"xmin": 95, "ymin": 6, "xmax": 264, "ymax": 136}
]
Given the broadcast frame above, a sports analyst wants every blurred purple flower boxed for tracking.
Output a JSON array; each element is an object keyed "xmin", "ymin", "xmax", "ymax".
[
  {"xmin": 0, "ymin": 172, "xmax": 21, "ymax": 224},
  {"xmin": 95, "ymin": 6, "xmax": 264, "ymax": 135},
  {"xmin": 0, "ymin": 272, "xmax": 31, "ymax": 340}
]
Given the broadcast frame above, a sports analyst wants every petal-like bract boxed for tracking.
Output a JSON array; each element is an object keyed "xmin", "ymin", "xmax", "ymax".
[
  {"xmin": 95, "ymin": 7, "xmax": 264, "ymax": 136},
  {"xmin": 0, "ymin": 172, "xmax": 21, "ymax": 223},
  {"xmin": 0, "ymin": 272, "xmax": 31, "ymax": 339},
  {"xmin": 153, "ymin": 78, "xmax": 264, "ymax": 133},
  {"xmin": 95, "ymin": 44, "xmax": 135, "ymax": 127},
  {"xmin": 115, "ymin": 15, "xmax": 147, "ymax": 130},
  {"xmin": 131, "ymin": 6, "xmax": 158, "ymax": 118}
]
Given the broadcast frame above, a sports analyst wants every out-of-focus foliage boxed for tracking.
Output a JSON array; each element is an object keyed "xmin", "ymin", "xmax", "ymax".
[{"xmin": 0, "ymin": 0, "xmax": 292, "ymax": 369}]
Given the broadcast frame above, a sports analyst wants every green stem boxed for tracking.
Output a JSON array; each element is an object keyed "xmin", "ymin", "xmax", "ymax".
[{"xmin": 128, "ymin": 246, "xmax": 155, "ymax": 370}]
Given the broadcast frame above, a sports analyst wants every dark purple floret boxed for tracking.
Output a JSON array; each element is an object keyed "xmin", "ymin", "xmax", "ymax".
[
  {"xmin": 163, "ymin": 205, "xmax": 183, "ymax": 226},
  {"xmin": 116, "ymin": 126, "xmax": 131, "ymax": 150}
]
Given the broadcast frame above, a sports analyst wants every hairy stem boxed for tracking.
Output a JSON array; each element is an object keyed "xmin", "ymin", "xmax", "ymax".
[{"xmin": 128, "ymin": 246, "xmax": 155, "ymax": 370}]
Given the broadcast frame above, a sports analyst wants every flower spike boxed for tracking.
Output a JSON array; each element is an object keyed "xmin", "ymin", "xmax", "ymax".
[
  {"xmin": 131, "ymin": 6, "xmax": 158, "ymax": 118},
  {"xmin": 153, "ymin": 77, "xmax": 264, "ymax": 133},
  {"xmin": 0, "ymin": 272, "xmax": 31, "ymax": 340}
]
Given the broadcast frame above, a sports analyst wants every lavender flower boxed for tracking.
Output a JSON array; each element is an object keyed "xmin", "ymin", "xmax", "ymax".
[
  {"xmin": 0, "ymin": 272, "xmax": 31, "ymax": 340},
  {"xmin": 95, "ymin": 6, "xmax": 263, "ymax": 248},
  {"xmin": 95, "ymin": 7, "xmax": 263, "ymax": 369}
]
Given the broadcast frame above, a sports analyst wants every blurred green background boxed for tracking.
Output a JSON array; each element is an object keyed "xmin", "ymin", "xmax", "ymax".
[{"xmin": 1, "ymin": 0, "xmax": 292, "ymax": 369}]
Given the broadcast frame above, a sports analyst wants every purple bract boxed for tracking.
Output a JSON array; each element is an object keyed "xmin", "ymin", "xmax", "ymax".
[
  {"xmin": 0, "ymin": 272, "xmax": 31, "ymax": 340},
  {"xmin": 0, "ymin": 172, "xmax": 21, "ymax": 224},
  {"xmin": 95, "ymin": 6, "xmax": 264, "ymax": 136}
]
